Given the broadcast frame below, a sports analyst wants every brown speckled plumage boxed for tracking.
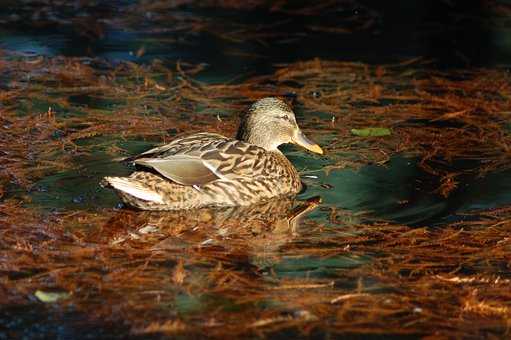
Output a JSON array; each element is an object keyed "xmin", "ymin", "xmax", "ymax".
[{"xmin": 102, "ymin": 97, "xmax": 322, "ymax": 210}]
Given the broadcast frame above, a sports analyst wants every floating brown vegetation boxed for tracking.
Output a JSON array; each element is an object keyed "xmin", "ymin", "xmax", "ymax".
[
  {"xmin": 185, "ymin": 58, "xmax": 511, "ymax": 192},
  {"xmin": 2, "ymin": 196, "xmax": 511, "ymax": 338},
  {"xmin": 3, "ymin": 54, "xmax": 511, "ymax": 193},
  {"xmin": 2, "ymin": 50, "xmax": 511, "ymax": 338},
  {"xmin": 0, "ymin": 54, "xmax": 221, "ymax": 187}
]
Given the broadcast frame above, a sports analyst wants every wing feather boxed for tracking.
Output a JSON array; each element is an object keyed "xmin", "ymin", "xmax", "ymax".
[
  {"xmin": 134, "ymin": 156, "xmax": 221, "ymax": 186},
  {"xmin": 124, "ymin": 133, "xmax": 270, "ymax": 186}
]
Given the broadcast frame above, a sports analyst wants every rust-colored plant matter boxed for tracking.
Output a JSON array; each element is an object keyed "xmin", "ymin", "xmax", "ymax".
[{"xmin": 2, "ymin": 196, "xmax": 511, "ymax": 337}]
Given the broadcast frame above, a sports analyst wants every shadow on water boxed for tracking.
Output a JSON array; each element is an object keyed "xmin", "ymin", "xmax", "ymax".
[
  {"xmin": 1, "ymin": 0, "xmax": 509, "ymax": 73},
  {"xmin": 0, "ymin": 305, "xmax": 131, "ymax": 340}
]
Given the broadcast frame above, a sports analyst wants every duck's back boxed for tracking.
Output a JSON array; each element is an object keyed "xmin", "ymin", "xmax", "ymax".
[{"xmin": 103, "ymin": 133, "xmax": 302, "ymax": 210}]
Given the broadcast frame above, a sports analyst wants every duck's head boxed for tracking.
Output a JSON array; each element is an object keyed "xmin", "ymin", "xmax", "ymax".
[{"xmin": 236, "ymin": 97, "xmax": 323, "ymax": 155}]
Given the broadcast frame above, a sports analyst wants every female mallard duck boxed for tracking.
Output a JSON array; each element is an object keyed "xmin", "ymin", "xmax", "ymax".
[{"xmin": 102, "ymin": 97, "xmax": 323, "ymax": 210}]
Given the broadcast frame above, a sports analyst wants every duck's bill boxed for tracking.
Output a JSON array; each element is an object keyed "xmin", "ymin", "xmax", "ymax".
[{"xmin": 292, "ymin": 130, "xmax": 323, "ymax": 155}]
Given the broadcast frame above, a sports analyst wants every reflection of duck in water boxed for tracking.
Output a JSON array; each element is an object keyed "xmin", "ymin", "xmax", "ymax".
[
  {"xmin": 102, "ymin": 97, "xmax": 323, "ymax": 210},
  {"xmin": 99, "ymin": 196, "xmax": 321, "ymax": 258}
]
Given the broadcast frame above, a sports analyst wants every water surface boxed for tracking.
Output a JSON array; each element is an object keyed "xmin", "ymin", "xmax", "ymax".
[{"xmin": 2, "ymin": 1, "xmax": 511, "ymax": 339}]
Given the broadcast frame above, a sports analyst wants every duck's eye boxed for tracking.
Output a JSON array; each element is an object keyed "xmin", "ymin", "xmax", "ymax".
[{"xmin": 277, "ymin": 115, "xmax": 290, "ymax": 121}]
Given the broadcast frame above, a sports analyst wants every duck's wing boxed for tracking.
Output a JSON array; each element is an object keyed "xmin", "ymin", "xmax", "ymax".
[
  {"xmin": 133, "ymin": 155, "xmax": 220, "ymax": 186},
  {"xmin": 130, "ymin": 133, "xmax": 267, "ymax": 186},
  {"xmin": 129, "ymin": 133, "xmax": 227, "ymax": 160}
]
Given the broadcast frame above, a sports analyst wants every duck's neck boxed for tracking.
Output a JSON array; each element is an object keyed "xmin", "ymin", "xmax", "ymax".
[{"xmin": 236, "ymin": 121, "xmax": 282, "ymax": 152}]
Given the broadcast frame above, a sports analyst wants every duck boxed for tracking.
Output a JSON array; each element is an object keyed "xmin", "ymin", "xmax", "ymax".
[{"xmin": 102, "ymin": 97, "xmax": 323, "ymax": 211}]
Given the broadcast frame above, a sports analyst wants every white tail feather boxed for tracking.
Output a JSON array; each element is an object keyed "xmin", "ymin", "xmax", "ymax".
[{"xmin": 104, "ymin": 177, "xmax": 164, "ymax": 204}]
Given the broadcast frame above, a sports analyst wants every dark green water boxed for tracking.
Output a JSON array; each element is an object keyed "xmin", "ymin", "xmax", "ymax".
[{"xmin": 25, "ymin": 149, "xmax": 511, "ymax": 227}]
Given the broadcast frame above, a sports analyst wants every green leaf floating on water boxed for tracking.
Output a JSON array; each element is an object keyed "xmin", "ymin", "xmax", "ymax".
[
  {"xmin": 34, "ymin": 290, "xmax": 70, "ymax": 303},
  {"xmin": 351, "ymin": 127, "xmax": 391, "ymax": 137}
]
